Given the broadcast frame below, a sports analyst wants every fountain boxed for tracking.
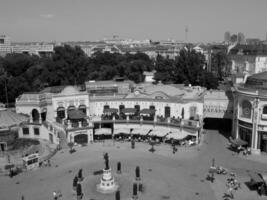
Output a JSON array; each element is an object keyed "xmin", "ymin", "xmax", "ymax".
[{"xmin": 96, "ymin": 153, "xmax": 119, "ymax": 193}]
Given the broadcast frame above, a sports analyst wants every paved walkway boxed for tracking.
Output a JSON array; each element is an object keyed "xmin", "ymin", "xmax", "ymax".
[{"xmin": 0, "ymin": 130, "xmax": 267, "ymax": 200}]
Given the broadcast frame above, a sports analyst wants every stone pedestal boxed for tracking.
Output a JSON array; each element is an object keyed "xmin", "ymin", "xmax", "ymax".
[
  {"xmin": 96, "ymin": 168, "xmax": 118, "ymax": 194},
  {"xmin": 251, "ymin": 148, "xmax": 261, "ymax": 155}
]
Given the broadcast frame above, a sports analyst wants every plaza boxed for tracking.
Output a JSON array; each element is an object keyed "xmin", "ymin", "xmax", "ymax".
[{"xmin": 0, "ymin": 130, "xmax": 266, "ymax": 200}]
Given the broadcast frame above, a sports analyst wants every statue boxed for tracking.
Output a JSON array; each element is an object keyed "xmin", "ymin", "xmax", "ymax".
[{"xmin": 104, "ymin": 152, "xmax": 109, "ymax": 170}]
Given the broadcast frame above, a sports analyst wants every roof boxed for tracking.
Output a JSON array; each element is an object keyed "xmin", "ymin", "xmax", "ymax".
[
  {"xmin": 60, "ymin": 86, "xmax": 80, "ymax": 95},
  {"xmin": 0, "ymin": 109, "xmax": 29, "ymax": 129},
  {"xmin": 141, "ymin": 84, "xmax": 184, "ymax": 97},
  {"xmin": 245, "ymin": 71, "xmax": 267, "ymax": 90}
]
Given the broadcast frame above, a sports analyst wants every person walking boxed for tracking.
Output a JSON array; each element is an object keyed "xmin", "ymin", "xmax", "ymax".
[{"xmin": 53, "ymin": 191, "xmax": 57, "ymax": 200}]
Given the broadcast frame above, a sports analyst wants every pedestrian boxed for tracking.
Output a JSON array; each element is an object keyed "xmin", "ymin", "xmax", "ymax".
[
  {"xmin": 228, "ymin": 186, "xmax": 234, "ymax": 199},
  {"xmin": 48, "ymin": 159, "xmax": 51, "ymax": 167},
  {"xmin": 53, "ymin": 191, "xmax": 57, "ymax": 200},
  {"xmin": 237, "ymin": 146, "xmax": 241, "ymax": 155}
]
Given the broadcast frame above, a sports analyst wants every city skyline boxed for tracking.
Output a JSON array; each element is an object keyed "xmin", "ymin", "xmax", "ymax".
[{"xmin": 1, "ymin": 0, "xmax": 267, "ymax": 42}]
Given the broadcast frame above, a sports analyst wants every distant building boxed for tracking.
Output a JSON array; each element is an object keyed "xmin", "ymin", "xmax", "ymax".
[
  {"xmin": 143, "ymin": 71, "xmax": 155, "ymax": 83},
  {"xmin": 0, "ymin": 35, "xmax": 11, "ymax": 57},
  {"xmin": 12, "ymin": 43, "xmax": 54, "ymax": 56},
  {"xmin": 237, "ymin": 32, "xmax": 245, "ymax": 44},
  {"xmin": 224, "ymin": 32, "xmax": 231, "ymax": 44},
  {"xmin": 246, "ymin": 38, "xmax": 261, "ymax": 45}
]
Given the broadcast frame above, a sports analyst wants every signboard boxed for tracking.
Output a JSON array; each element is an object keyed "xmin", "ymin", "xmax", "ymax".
[{"xmin": 238, "ymin": 120, "xmax": 253, "ymax": 128}]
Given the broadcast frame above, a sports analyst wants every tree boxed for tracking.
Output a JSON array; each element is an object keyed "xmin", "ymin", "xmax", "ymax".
[
  {"xmin": 211, "ymin": 52, "xmax": 230, "ymax": 80},
  {"xmin": 230, "ymin": 34, "xmax": 238, "ymax": 43}
]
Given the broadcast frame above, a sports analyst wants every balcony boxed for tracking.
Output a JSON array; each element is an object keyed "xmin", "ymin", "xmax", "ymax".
[
  {"xmin": 65, "ymin": 120, "xmax": 92, "ymax": 130},
  {"xmin": 94, "ymin": 118, "xmax": 200, "ymax": 130}
]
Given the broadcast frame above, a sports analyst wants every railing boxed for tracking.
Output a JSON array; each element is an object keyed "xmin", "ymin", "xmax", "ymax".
[{"xmin": 93, "ymin": 119, "xmax": 199, "ymax": 130}]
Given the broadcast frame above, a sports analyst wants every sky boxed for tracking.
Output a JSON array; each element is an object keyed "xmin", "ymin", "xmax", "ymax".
[{"xmin": 1, "ymin": 0, "xmax": 267, "ymax": 43}]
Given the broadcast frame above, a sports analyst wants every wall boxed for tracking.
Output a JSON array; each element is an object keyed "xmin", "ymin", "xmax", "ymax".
[
  {"xmin": 18, "ymin": 124, "xmax": 59, "ymax": 144},
  {"xmin": 89, "ymin": 99, "xmax": 203, "ymax": 119}
]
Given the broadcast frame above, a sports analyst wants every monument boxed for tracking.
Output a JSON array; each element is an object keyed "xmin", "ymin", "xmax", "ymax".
[{"xmin": 96, "ymin": 153, "xmax": 119, "ymax": 193}]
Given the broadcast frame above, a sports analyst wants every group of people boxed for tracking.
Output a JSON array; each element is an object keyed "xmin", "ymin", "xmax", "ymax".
[
  {"xmin": 226, "ymin": 173, "xmax": 241, "ymax": 199},
  {"xmin": 236, "ymin": 145, "xmax": 251, "ymax": 156}
]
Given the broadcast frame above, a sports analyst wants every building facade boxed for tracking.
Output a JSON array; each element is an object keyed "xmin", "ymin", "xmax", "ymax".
[
  {"xmin": 232, "ymin": 71, "xmax": 267, "ymax": 154},
  {"xmin": 0, "ymin": 35, "xmax": 11, "ymax": 56},
  {"xmin": 15, "ymin": 80, "xmax": 205, "ymax": 145}
]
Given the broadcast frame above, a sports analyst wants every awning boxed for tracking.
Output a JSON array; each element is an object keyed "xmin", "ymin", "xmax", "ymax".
[
  {"xmin": 95, "ymin": 128, "xmax": 112, "ymax": 135},
  {"xmin": 122, "ymin": 108, "xmax": 136, "ymax": 114},
  {"xmin": 0, "ymin": 109, "xmax": 29, "ymax": 129},
  {"xmin": 104, "ymin": 108, "xmax": 118, "ymax": 114},
  {"xmin": 166, "ymin": 131, "xmax": 190, "ymax": 140},
  {"xmin": 230, "ymin": 138, "xmax": 248, "ymax": 146},
  {"xmin": 113, "ymin": 128, "xmax": 131, "ymax": 135},
  {"xmin": 68, "ymin": 110, "xmax": 86, "ymax": 120},
  {"xmin": 140, "ymin": 109, "xmax": 155, "ymax": 115}
]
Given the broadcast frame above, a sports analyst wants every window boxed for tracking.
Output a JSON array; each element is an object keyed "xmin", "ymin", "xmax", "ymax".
[
  {"xmin": 241, "ymin": 100, "xmax": 252, "ymax": 119},
  {"xmin": 34, "ymin": 127, "xmax": 40, "ymax": 135},
  {"xmin": 22, "ymin": 128, "xmax": 29, "ymax": 135},
  {"xmin": 263, "ymin": 106, "xmax": 267, "ymax": 114}
]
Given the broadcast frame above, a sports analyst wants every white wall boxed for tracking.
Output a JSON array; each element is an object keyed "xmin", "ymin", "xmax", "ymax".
[
  {"xmin": 255, "ymin": 56, "xmax": 267, "ymax": 73},
  {"xmin": 18, "ymin": 124, "xmax": 59, "ymax": 144}
]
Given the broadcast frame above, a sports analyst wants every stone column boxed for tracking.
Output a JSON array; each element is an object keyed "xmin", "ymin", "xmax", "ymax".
[{"xmin": 252, "ymin": 98, "xmax": 260, "ymax": 154}]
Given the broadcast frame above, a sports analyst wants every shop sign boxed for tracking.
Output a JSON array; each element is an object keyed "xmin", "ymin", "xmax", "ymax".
[{"xmin": 238, "ymin": 120, "xmax": 253, "ymax": 128}]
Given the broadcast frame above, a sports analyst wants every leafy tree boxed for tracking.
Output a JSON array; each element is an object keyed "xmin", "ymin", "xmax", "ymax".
[{"xmin": 211, "ymin": 52, "xmax": 230, "ymax": 80}]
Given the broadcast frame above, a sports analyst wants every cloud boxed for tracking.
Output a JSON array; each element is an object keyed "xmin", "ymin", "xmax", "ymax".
[{"xmin": 40, "ymin": 14, "xmax": 55, "ymax": 19}]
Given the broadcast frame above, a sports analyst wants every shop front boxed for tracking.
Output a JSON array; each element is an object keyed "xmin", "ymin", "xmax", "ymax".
[
  {"xmin": 258, "ymin": 131, "xmax": 267, "ymax": 153},
  {"xmin": 238, "ymin": 120, "xmax": 253, "ymax": 147}
]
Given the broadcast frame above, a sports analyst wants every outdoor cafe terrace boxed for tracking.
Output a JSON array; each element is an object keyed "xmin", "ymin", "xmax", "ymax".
[{"xmin": 59, "ymin": 107, "xmax": 201, "ymax": 131}]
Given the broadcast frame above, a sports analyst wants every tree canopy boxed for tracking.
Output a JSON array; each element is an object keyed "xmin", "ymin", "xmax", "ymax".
[{"xmin": 0, "ymin": 45, "xmax": 219, "ymax": 105}]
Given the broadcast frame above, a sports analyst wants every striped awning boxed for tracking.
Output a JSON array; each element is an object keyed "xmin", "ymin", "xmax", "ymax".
[
  {"xmin": 140, "ymin": 109, "xmax": 155, "ymax": 115},
  {"xmin": 104, "ymin": 108, "xmax": 118, "ymax": 113}
]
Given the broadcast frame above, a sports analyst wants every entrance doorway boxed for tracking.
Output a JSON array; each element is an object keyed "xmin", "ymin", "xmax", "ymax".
[
  {"xmin": 0, "ymin": 143, "xmax": 6, "ymax": 151},
  {"xmin": 74, "ymin": 134, "xmax": 88, "ymax": 144}
]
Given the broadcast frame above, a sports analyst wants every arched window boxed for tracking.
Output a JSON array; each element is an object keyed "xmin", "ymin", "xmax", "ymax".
[
  {"xmin": 149, "ymin": 105, "xmax": 155, "ymax": 110},
  {"xmin": 263, "ymin": 106, "xmax": 267, "ymax": 114},
  {"xmin": 134, "ymin": 105, "xmax": 140, "ymax": 114},
  {"xmin": 241, "ymin": 100, "xmax": 252, "ymax": 118},
  {"xmin": 32, "ymin": 109, "xmax": 40, "ymax": 122},
  {"xmin": 57, "ymin": 107, "xmax": 65, "ymax": 119},
  {"xmin": 189, "ymin": 106, "xmax": 197, "ymax": 118},
  {"xmin": 104, "ymin": 105, "xmax": 110, "ymax": 110},
  {"xmin": 119, "ymin": 105, "xmax": 125, "ymax": 114},
  {"xmin": 79, "ymin": 105, "xmax": 87, "ymax": 114}
]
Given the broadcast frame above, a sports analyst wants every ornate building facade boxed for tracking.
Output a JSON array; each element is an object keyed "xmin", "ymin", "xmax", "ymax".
[
  {"xmin": 232, "ymin": 71, "xmax": 267, "ymax": 154},
  {"xmin": 15, "ymin": 80, "xmax": 205, "ymax": 146}
]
